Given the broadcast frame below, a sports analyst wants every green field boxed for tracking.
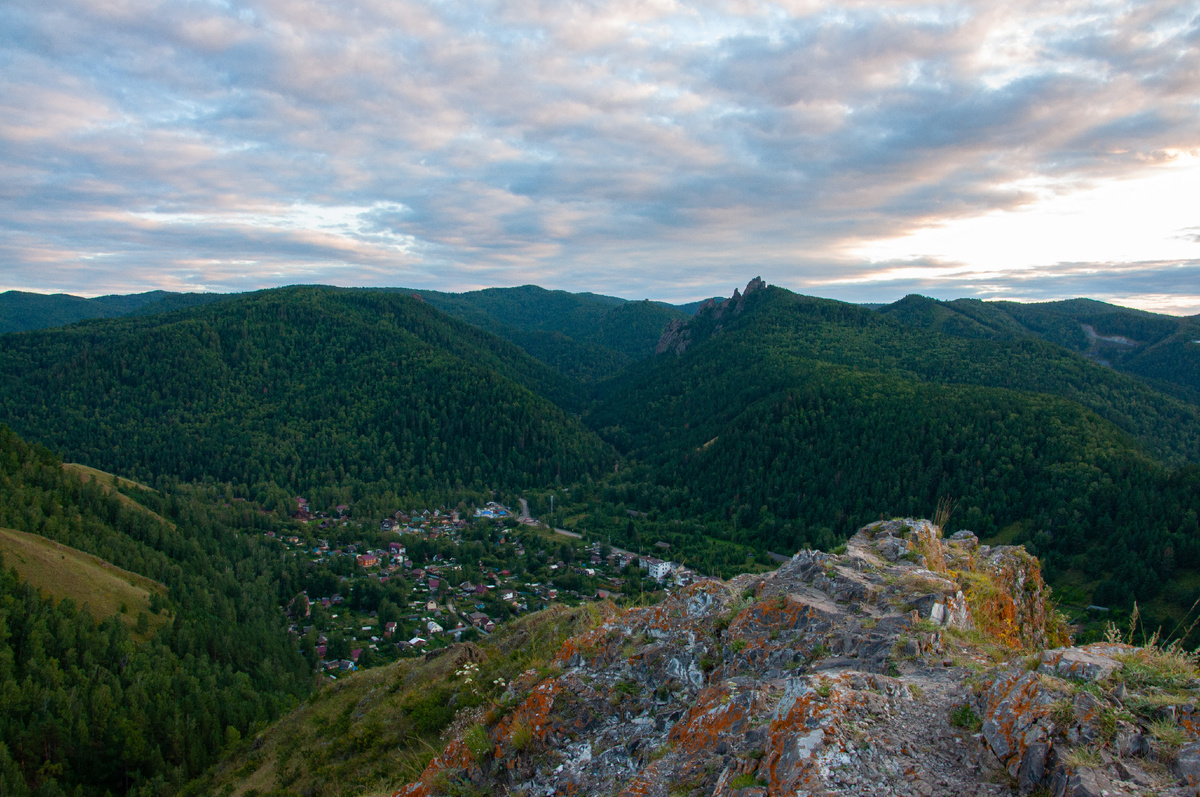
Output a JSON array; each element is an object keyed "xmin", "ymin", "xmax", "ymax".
[{"xmin": 0, "ymin": 525, "xmax": 169, "ymax": 639}]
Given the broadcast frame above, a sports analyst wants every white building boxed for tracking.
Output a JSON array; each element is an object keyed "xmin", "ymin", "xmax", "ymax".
[{"xmin": 641, "ymin": 556, "xmax": 674, "ymax": 581}]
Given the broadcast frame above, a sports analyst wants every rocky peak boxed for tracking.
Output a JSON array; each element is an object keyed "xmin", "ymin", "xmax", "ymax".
[
  {"xmin": 655, "ymin": 277, "xmax": 769, "ymax": 356},
  {"xmin": 392, "ymin": 519, "xmax": 1200, "ymax": 796}
]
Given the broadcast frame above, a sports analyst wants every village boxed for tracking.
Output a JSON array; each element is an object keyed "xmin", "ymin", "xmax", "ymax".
[{"xmin": 272, "ymin": 499, "xmax": 700, "ymax": 677}]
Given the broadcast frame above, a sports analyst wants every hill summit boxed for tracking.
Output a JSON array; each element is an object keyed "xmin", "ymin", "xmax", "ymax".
[{"xmin": 391, "ymin": 520, "xmax": 1199, "ymax": 797}]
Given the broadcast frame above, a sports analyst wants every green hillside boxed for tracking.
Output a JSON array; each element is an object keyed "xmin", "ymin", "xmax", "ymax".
[
  {"xmin": 0, "ymin": 526, "xmax": 169, "ymax": 639},
  {"xmin": 879, "ymin": 294, "xmax": 1200, "ymax": 401},
  {"xmin": 188, "ymin": 603, "xmax": 614, "ymax": 797},
  {"xmin": 0, "ymin": 290, "xmax": 227, "ymax": 334},
  {"xmin": 0, "ymin": 425, "xmax": 312, "ymax": 797},
  {"xmin": 0, "ymin": 287, "xmax": 617, "ymax": 512},
  {"xmin": 583, "ymin": 282, "xmax": 1200, "ymax": 620},
  {"xmin": 412, "ymin": 285, "xmax": 688, "ymax": 381}
]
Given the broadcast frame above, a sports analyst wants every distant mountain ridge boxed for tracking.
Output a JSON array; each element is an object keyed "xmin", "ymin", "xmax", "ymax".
[
  {"xmin": 0, "ymin": 287, "xmax": 618, "ymax": 509},
  {"xmin": 878, "ymin": 293, "xmax": 1200, "ymax": 401},
  {"xmin": 0, "ymin": 289, "xmax": 228, "ymax": 334},
  {"xmin": 409, "ymin": 284, "xmax": 689, "ymax": 382},
  {"xmin": 3, "ymin": 279, "xmax": 1200, "ymax": 623},
  {"xmin": 585, "ymin": 278, "xmax": 1200, "ymax": 630}
]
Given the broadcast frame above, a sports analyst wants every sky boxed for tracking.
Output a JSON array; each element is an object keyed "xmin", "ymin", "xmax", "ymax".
[{"xmin": 1, "ymin": 0, "xmax": 1199, "ymax": 312}]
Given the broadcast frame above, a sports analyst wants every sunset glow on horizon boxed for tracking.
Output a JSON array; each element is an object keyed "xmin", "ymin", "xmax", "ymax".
[{"xmin": 1, "ymin": 0, "xmax": 1197, "ymax": 311}]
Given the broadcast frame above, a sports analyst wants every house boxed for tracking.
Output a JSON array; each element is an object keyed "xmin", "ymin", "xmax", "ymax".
[
  {"xmin": 384, "ymin": 621, "xmax": 397, "ymax": 638},
  {"xmin": 389, "ymin": 542, "xmax": 405, "ymax": 555},
  {"xmin": 468, "ymin": 611, "xmax": 489, "ymax": 627},
  {"xmin": 500, "ymin": 590, "xmax": 515, "ymax": 602},
  {"xmin": 350, "ymin": 648, "xmax": 362, "ymax": 662},
  {"xmin": 655, "ymin": 541, "xmax": 671, "ymax": 551},
  {"xmin": 425, "ymin": 600, "xmax": 439, "ymax": 612},
  {"xmin": 426, "ymin": 620, "xmax": 443, "ymax": 633},
  {"xmin": 408, "ymin": 637, "xmax": 427, "ymax": 648},
  {"xmin": 316, "ymin": 645, "xmax": 327, "ymax": 659},
  {"xmin": 428, "ymin": 578, "xmax": 440, "ymax": 591},
  {"xmin": 651, "ymin": 561, "xmax": 673, "ymax": 580},
  {"xmin": 483, "ymin": 620, "xmax": 495, "ymax": 632},
  {"xmin": 356, "ymin": 553, "xmax": 379, "ymax": 567},
  {"xmin": 381, "ymin": 519, "xmax": 394, "ymax": 532}
]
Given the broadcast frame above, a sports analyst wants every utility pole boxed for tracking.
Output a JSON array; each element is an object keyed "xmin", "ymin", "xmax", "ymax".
[{"xmin": 550, "ymin": 494, "xmax": 554, "ymax": 528}]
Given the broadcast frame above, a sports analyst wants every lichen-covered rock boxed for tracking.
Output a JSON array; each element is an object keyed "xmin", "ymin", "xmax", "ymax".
[
  {"xmin": 1175, "ymin": 742, "xmax": 1200, "ymax": 785},
  {"xmin": 393, "ymin": 520, "xmax": 1197, "ymax": 797},
  {"xmin": 1038, "ymin": 643, "xmax": 1134, "ymax": 682}
]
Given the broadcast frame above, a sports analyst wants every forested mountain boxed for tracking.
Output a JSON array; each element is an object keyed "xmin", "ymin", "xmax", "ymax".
[
  {"xmin": 411, "ymin": 285, "xmax": 688, "ymax": 381},
  {"xmin": 879, "ymin": 294, "xmax": 1200, "ymax": 401},
  {"xmin": 3, "ymin": 280, "xmax": 1200, "ymax": 627},
  {"xmin": 0, "ymin": 290, "xmax": 228, "ymax": 334},
  {"xmin": 0, "ymin": 426, "xmax": 310, "ymax": 796},
  {"xmin": 584, "ymin": 280, "xmax": 1200, "ymax": 622},
  {"xmin": 6, "ymin": 278, "xmax": 1200, "ymax": 796},
  {"xmin": 0, "ymin": 287, "xmax": 616, "ymax": 514}
]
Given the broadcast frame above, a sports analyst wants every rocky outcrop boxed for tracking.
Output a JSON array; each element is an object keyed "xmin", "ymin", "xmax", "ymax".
[
  {"xmin": 395, "ymin": 520, "xmax": 1199, "ymax": 797},
  {"xmin": 655, "ymin": 317, "xmax": 692, "ymax": 355},
  {"xmin": 654, "ymin": 277, "xmax": 768, "ymax": 355}
]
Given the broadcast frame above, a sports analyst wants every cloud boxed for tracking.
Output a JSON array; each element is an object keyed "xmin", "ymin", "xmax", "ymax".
[{"xmin": 0, "ymin": 0, "xmax": 1198, "ymax": 308}]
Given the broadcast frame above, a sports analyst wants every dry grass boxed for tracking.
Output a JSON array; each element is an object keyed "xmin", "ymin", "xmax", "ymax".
[
  {"xmin": 1106, "ymin": 603, "xmax": 1200, "ymax": 692},
  {"xmin": 63, "ymin": 462, "xmax": 176, "ymax": 529},
  {"xmin": 1059, "ymin": 746, "xmax": 1102, "ymax": 769},
  {"xmin": 0, "ymin": 526, "xmax": 168, "ymax": 640},
  {"xmin": 194, "ymin": 602, "xmax": 616, "ymax": 797}
]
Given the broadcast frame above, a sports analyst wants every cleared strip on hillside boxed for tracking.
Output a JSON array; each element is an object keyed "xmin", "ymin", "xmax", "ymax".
[
  {"xmin": 63, "ymin": 462, "xmax": 176, "ymax": 529},
  {"xmin": 0, "ymin": 526, "xmax": 169, "ymax": 639}
]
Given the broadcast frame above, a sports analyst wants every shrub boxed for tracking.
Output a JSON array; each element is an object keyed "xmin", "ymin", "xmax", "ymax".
[
  {"xmin": 509, "ymin": 721, "xmax": 533, "ymax": 753},
  {"xmin": 729, "ymin": 773, "xmax": 768, "ymax": 788},
  {"xmin": 1049, "ymin": 699, "xmax": 1075, "ymax": 734},
  {"xmin": 463, "ymin": 724, "xmax": 491, "ymax": 762},
  {"xmin": 948, "ymin": 703, "xmax": 982, "ymax": 732}
]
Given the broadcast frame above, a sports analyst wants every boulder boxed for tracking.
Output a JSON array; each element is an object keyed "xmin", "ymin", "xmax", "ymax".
[{"xmin": 1038, "ymin": 644, "xmax": 1132, "ymax": 682}]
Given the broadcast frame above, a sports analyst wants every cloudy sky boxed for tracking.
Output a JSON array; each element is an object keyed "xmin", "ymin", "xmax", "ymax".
[{"xmin": 2, "ymin": 0, "xmax": 1199, "ymax": 311}]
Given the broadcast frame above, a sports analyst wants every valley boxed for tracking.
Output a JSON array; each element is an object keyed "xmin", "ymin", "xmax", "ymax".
[{"xmin": 0, "ymin": 278, "xmax": 1198, "ymax": 796}]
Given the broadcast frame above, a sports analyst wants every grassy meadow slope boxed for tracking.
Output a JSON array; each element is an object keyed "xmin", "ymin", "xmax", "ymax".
[
  {"xmin": 0, "ymin": 425, "xmax": 313, "ymax": 796},
  {"xmin": 189, "ymin": 603, "xmax": 615, "ymax": 797},
  {"xmin": 0, "ymin": 526, "xmax": 169, "ymax": 639},
  {"xmin": 0, "ymin": 287, "xmax": 617, "ymax": 511}
]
